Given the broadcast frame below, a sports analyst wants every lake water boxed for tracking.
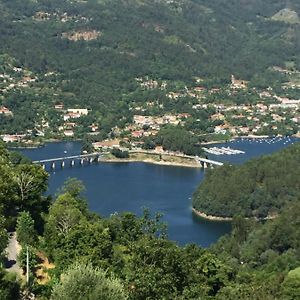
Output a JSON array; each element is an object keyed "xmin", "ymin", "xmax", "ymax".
[{"xmin": 20, "ymin": 136, "xmax": 298, "ymax": 247}]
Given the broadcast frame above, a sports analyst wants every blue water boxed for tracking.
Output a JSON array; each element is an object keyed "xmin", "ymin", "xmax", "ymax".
[
  {"xmin": 207, "ymin": 136, "xmax": 298, "ymax": 164},
  {"xmin": 20, "ymin": 137, "xmax": 298, "ymax": 247}
]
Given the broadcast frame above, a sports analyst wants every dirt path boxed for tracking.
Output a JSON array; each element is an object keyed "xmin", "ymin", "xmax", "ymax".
[{"xmin": 5, "ymin": 232, "xmax": 22, "ymax": 275}]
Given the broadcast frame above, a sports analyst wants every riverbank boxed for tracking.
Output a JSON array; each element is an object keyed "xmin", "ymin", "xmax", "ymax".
[
  {"xmin": 8, "ymin": 142, "xmax": 44, "ymax": 149},
  {"xmin": 192, "ymin": 208, "xmax": 232, "ymax": 221},
  {"xmin": 201, "ymin": 134, "xmax": 300, "ymax": 145},
  {"xmin": 100, "ymin": 152, "xmax": 201, "ymax": 168},
  {"xmin": 200, "ymin": 139, "xmax": 234, "ymax": 145},
  {"xmin": 8, "ymin": 138, "xmax": 82, "ymax": 149},
  {"xmin": 192, "ymin": 207, "xmax": 278, "ymax": 221}
]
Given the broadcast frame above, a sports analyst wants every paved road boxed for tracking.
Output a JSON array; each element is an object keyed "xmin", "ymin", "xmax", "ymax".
[{"xmin": 5, "ymin": 232, "xmax": 22, "ymax": 275}]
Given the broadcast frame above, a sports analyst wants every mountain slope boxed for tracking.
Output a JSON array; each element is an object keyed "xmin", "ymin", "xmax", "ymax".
[{"xmin": 0, "ymin": 0, "xmax": 299, "ymax": 133}]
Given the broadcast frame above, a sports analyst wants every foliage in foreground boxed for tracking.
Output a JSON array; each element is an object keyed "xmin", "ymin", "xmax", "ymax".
[
  {"xmin": 0, "ymin": 143, "xmax": 299, "ymax": 299},
  {"xmin": 51, "ymin": 263, "xmax": 127, "ymax": 300}
]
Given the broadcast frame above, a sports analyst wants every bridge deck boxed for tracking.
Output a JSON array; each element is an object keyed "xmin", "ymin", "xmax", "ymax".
[
  {"xmin": 195, "ymin": 157, "xmax": 224, "ymax": 166},
  {"xmin": 33, "ymin": 153, "xmax": 99, "ymax": 164}
]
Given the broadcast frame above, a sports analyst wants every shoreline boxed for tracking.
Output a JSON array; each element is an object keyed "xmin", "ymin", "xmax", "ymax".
[
  {"xmin": 200, "ymin": 139, "xmax": 234, "ymax": 145},
  {"xmin": 7, "ymin": 134, "xmax": 299, "ymax": 149},
  {"xmin": 192, "ymin": 208, "xmax": 232, "ymax": 221},
  {"xmin": 100, "ymin": 157, "xmax": 201, "ymax": 169},
  {"xmin": 201, "ymin": 134, "xmax": 299, "ymax": 145},
  {"xmin": 192, "ymin": 207, "xmax": 278, "ymax": 221}
]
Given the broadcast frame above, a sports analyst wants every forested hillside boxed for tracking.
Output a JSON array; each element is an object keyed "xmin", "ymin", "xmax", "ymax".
[
  {"xmin": 0, "ymin": 0, "xmax": 300, "ymax": 134},
  {"xmin": 211, "ymin": 202, "xmax": 300, "ymax": 299},
  {"xmin": 193, "ymin": 142, "xmax": 300, "ymax": 218}
]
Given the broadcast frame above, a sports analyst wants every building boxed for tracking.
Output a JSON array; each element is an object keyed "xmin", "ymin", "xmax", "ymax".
[
  {"xmin": 54, "ymin": 103, "xmax": 64, "ymax": 110},
  {"xmin": 63, "ymin": 130, "xmax": 74, "ymax": 137},
  {"xmin": 67, "ymin": 108, "xmax": 89, "ymax": 115},
  {"xmin": 131, "ymin": 130, "xmax": 144, "ymax": 138},
  {"xmin": 231, "ymin": 75, "xmax": 248, "ymax": 89},
  {"xmin": 0, "ymin": 106, "xmax": 13, "ymax": 116},
  {"xmin": 2, "ymin": 134, "xmax": 24, "ymax": 143}
]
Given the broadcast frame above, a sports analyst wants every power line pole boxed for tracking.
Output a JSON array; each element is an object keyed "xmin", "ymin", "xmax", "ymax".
[{"xmin": 26, "ymin": 246, "xmax": 29, "ymax": 284}]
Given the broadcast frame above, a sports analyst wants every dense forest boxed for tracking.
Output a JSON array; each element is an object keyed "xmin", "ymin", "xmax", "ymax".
[
  {"xmin": 0, "ymin": 0, "xmax": 300, "ymax": 133},
  {"xmin": 0, "ymin": 142, "xmax": 300, "ymax": 298},
  {"xmin": 193, "ymin": 142, "xmax": 300, "ymax": 218}
]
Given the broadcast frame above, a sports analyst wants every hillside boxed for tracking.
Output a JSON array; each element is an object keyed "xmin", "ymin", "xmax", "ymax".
[
  {"xmin": 1, "ymin": 0, "xmax": 299, "ymax": 79},
  {"xmin": 210, "ymin": 201, "xmax": 300, "ymax": 299},
  {"xmin": 192, "ymin": 142, "xmax": 300, "ymax": 219},
  {"xmin": 0, "ymin": 0, "xmax": 299, "ymax": 138}
]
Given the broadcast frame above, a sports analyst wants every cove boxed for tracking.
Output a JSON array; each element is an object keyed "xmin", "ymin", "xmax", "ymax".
[{"xmin": 20, "ymin": 136, "xmax": 298, "ymax": 247}]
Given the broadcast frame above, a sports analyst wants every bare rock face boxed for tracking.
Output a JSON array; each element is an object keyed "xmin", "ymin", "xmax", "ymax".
[
  {"xmin": 271, "ymin": 8, "xmax": 299, "ymax": 24},
  {"xmin": 61, "ymin": 30, "xmax": 101, "ymax": 41}
]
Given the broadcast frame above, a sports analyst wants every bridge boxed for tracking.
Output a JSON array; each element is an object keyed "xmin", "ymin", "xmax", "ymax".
[
  {"xmin": 195, "ymin": 157, "xmax": 224, "ymax": 168},
  {"xmin": 33, "ymin": 153, "xmax": 102, "ymax": 169},
  {"xmin": 33, "ymin": 151, "xmax": 224, "ymax": 170}
]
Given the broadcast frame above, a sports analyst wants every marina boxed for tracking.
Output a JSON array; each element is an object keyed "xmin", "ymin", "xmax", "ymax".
[{"xmin": 203, "ymin": 146, "xmax": 245, "ymax": 155}]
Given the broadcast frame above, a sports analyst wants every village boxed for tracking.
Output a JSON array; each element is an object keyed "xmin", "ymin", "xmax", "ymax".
[{"xmin": 0, "ymin": 60, "xmax": 299, "ymax": 152}]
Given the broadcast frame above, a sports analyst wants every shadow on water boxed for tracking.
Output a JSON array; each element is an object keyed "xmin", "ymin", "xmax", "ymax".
[{"xmin": 192, "ymin": 213, "xmax": 232, "ymax": 238}]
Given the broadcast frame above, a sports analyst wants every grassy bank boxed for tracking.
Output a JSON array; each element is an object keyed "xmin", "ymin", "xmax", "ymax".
[{"xmin": 100, "ymin": 152, "xmax": 201, "ymax": 168}]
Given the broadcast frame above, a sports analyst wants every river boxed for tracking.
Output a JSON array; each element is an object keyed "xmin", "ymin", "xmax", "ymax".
[{"xmin": 20, "ymin": 136, "xmax": 298, "ymax": 247}]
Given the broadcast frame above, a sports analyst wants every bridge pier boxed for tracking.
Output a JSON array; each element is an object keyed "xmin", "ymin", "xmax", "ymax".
[
  {"xmin": 89, "ymin": 157, "xmax": 94, "ymax": 164},
  {"xmin": 42, "ymin": 164, "xmax": 45, "ymax": 170},
  {"xmin": 51, "ymin": 162, "xmax": 55, "ymax": 170},
  {"xmin": 70, "ymin": 160, "xmax": 75, "ymax": 167},
  {"xmin": 61, "ymin": 161, "xmax": 65, "ymax": 168},
  {"xmin": 80, "ymin": 159, "xmax": 84, "ymax": 165}
]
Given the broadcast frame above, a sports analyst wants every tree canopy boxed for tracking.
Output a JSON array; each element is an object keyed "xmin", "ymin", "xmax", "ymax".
[{"xmin": 193, "ymin": 142, "xmax": 300, "ymax": 218}]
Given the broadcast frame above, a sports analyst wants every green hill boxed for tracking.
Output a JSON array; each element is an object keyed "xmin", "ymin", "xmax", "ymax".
[{"xmin": 192, "ymin": 142, "xmax": 300, "ymax": 219}]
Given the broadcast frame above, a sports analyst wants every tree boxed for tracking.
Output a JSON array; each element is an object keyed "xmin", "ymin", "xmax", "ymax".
[
  {"xmin": 43, "ymin": 192, "xmax": 88, "ymax": 259},
  {"xmin": 51, "ymin": 263, "xmax": 127, "ymax": 300},
  {"xmin": 9, "ymin": 152, "xmax": 31, "ymax": 166},
  {"xmin": 45, "ymin": 193, "xmax": 87, "ymax": 239},
  {"xmin": 14, "ymin": 164, "xmax": 48, "ymax": 205},
  {"xmin": 281, "ymin": 267, "xmax": 300, "ymax": 300},
  {"xmin": 56, "ymin": 178, "xmax": 86, "ymax": 199},
  {"xmin": 124, "ymin": 237, "xmax": 183, "ymax": 300},
  {"xmin": 0, "ymin": 269, "xmax": 20, "ymax": 300},
  {"xmin": 13, "ymin": 164, "xmax": 49, "ymax": 229},
  {"xmin": 16, "ymin": 212, "xmax": 36, "ymax": 246},
  {"xmin": 142, "ymin": 137, "xmax": 156, "ymax": 150},
  {"xmin": 81, "ymin": 136, "xmax": 94, "ymax": 154},
  {"xmin": 111, "ymin": 148, "xmax": 129, "ymax": 159},
  {"xmin": 0, "ymin": 216, "xmax": 8, "ymax": 259},
  {"xmin": 17, "ymin": 246, "xmax": 38, "ymax": 274},
  {"xmin": 0, "ymin": 164, "xmax": 16, "ymax": 229}
]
